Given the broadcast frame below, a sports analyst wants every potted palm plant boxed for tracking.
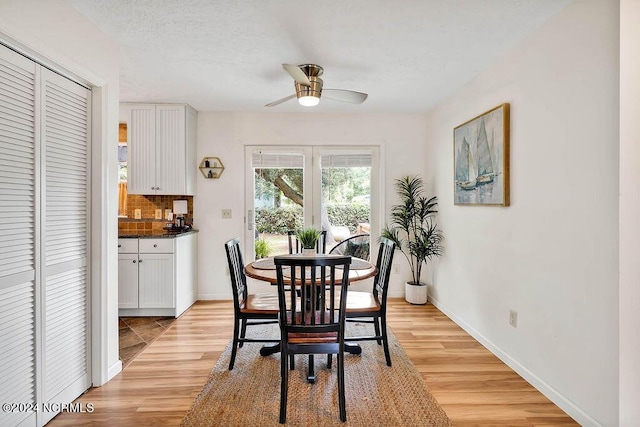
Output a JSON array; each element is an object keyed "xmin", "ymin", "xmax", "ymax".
[
  {"xmin": 381, "ymin": 175, "xmax": 443, "ymax": 304},
  {"xmin": 296, "ymin": 228, "xmax": 321, "ymax": 254}
]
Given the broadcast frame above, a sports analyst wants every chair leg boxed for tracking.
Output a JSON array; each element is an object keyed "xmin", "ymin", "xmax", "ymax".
[
  {"xmin": 279, "ymin": 348, "xmax": 288, "ymax": 424},
  {"xmin": 337, "ymin": 350, "xmax": 346, "ymax": 422},
  {"xmin": 327, "ymin": 354, "xmax": 332, "ymax": 369},
  {"xmin": 229, "ymin": 318, "xmax": 240, "ymax": 370},
  {"xmin": 238, "ymin": 318, "xmax": 248, "ymax": 348},
  {"xmin": 373, "ymin": 316, "xmax": 382, "ymax": 345},
  {"xmin": 289, "ymin": 354, "xmax": 295, "ymax": 370},
  {"xmin": 381, "ymin": 315, "xmax": 392, "ymax": 367},
  {"xmin": 307, "ymin": 355, "xmax": 315, "ymax": 383}
]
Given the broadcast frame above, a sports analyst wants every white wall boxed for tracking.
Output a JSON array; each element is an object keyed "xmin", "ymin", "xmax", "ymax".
[
  {"xmin": 619, "ymin": 1, "xmax": 640, "ymax": 424},
  {"xmin": 0, "ymin": 0, "xmax": 121, "ymax": 385},
  {"xmin": 194, "ymin": 112, "xmax": 428, "ymax": 299},
  {"xmin": 424, "ymin": 1, "xmax": 619, "ymax": 426}
]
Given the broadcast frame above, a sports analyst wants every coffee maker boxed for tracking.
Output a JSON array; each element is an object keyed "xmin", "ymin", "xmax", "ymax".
[{"xmin": 173, "ymin": 200, "xmax": 188, "ymax": 230}]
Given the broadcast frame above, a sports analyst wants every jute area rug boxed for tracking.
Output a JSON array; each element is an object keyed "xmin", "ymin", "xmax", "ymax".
[{"xmin": 181, "ymin": 322, "xmax": 451, "ymax": 426}]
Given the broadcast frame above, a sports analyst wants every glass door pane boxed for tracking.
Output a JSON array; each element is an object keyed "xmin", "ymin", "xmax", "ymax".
[
  {"xmin": 316, "ymin": 151, "xmax": 374, "ymax": 259},
  {"xmin": 246, "ymin": 146, "xmax": 379, "ymax": 262},
  {"xmin": 246, "ymin": 148, "xmax": 312, "ymax": 259}
]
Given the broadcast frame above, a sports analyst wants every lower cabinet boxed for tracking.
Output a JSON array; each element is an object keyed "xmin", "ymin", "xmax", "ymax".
[
  {"xmin": 138, "ymin": 253, "xmax": 174, "ymax": 308},
  {"xmin": 118, "ymin": 233, "xmax": 197, "ymax": 317}
]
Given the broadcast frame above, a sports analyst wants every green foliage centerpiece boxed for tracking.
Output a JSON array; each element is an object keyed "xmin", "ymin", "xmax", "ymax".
[
  {"xmin": 381, "ymin": 176, "xmax": 443, "ymax": 303},
  {"xmin": 296, "ymin": 228, "xmax": 322, "ymax": 250},
  {"xmin": 254, "ymin": 238, "xmax": 271, "ymax": 260}
]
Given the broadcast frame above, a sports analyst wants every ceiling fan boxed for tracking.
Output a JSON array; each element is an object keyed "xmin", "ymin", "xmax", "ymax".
[{"xmin": 265, "ymin": 64, "xmax": 368, "ymax": 107}]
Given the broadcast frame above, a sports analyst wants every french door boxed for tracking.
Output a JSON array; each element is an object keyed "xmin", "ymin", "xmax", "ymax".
[{"xmin": 244, "ymin": 146, "xmax": 380, "ymax": 261}]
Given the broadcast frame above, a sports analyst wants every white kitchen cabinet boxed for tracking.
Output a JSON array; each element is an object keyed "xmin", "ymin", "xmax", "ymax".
[
  {"xmin": 138, "ymin": 253, "xmax": 174, "ymax": 308},
  {"xmin": 122, "ymin": 103, "xmax": 197, "ymax": 195},
  {"xmin": 118, "ymin": 253, "xmax": 139, "ymax": 308},
  {"xmin": 118, "ymin": 233, "xmax": 198, "ymax": 317}
]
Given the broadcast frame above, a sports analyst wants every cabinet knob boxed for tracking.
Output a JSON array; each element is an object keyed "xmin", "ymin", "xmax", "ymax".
[
  {"xmin": 153, "ymin": 244, "xmax": 158, "ymax": 248},
  {"xmin": 118, "ymin": 244, "xmax": 121, "ymax": 248},
  {"xmin": 132, "ymin": 260, "xmax": 136, "ymax": 263},
  {"xmin": 139, "ymin": 259, "xmax": 143, "ymax": 263}
]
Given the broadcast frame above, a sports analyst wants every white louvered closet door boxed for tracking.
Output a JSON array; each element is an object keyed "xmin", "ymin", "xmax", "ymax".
[
  {"xmin": 0, "ymin": 43, "xmax": 91, "ymax": 427},
  {"xmin": 40, "ymin": 68, "xmax": 91, "ymax": 425},
  {"xmin": 0, "ymin": 44, "xmax": 38, "ymax": 427}
]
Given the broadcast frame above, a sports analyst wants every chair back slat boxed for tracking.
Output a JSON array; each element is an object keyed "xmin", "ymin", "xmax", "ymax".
[
  {"xmin": 373, "ymin": 237, "xmax": 396, "ymax": 302},
  {"xmin": 225, "ymin": 238, "xmax": 248, "ymax": 311}
]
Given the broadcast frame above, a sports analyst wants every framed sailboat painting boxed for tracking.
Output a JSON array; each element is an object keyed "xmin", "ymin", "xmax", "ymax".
[{"xmin": 454, "ymin": 103, "xmax": 510, "ymax": 206}]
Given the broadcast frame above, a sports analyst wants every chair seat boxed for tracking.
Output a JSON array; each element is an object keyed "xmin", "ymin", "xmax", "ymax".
[
  {"xmin": 285, "ymin": 310, "xmax": 339, "ymax": 343},
  {"xmin": 241, "ymin": 293, "xmax": 280, "ymax": 314},
  {"xmin": 345, "ymin": 291, "xmax": 380, "ymax": 313},
  {"xmin": 288, "ymin": 333, "xmax": 338, "ymax": 344}
]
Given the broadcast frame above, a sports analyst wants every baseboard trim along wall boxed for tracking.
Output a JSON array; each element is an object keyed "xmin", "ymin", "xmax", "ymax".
[{"xmin": 428, "ymin": 296, "xmax": 602, "ymax": 427}]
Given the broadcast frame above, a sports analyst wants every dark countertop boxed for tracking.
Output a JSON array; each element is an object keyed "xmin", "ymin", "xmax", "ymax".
[{"xmin": 118, "ymin": 229, "xmax": 199, "ymax": 239}]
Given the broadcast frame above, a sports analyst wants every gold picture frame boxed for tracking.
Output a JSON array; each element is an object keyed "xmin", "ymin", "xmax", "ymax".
[{"xmin": 453, "ymin": 103, "xmax": 510, "ymax": 206}]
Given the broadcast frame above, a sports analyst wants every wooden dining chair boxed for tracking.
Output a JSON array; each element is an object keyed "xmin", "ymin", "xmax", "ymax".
[
  {"xmin": 224, "ymin": 238, "xmax": 280, "ymax": 370},
  {"xmin": 287, "ymin": 230, "xmax": 328, "ymax": 254},
  {"xmin": 274, "ymin": 254, "xmax": 351, "ymax": 423},
  {"xmin": 344, "ymin": 237, "xmax": 396, "ymax": 366}
]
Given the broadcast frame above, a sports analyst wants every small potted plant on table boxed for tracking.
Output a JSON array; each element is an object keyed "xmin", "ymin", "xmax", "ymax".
[
  {"xmin": 296, "ymin": 228, "xmax": 321, "ymax": 254},
  {"xmin": 382, "ymin": 175, "xmax": 443, "ymax": 304}
]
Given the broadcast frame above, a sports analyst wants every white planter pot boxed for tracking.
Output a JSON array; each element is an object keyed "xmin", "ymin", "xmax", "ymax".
[{"xmin": 405, "ymin": 282, "xmax": 428, "ymax": 305}]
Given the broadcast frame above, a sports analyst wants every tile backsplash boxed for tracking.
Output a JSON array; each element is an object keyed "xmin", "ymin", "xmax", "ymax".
[
  {"xmin": 118, "ymin": 195, "xmax": 194, "ymax": 234},
  {"xmin": 123, "ymin": 195, "xmax": 194, "ymax": 219}
]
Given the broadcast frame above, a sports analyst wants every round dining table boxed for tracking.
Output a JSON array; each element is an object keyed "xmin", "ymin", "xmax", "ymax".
[
  {"xmin": 244, "ymin": 253, "xmax": 378, "ymax": 360},
  {"xmin": 245, "ymin": 253, "xmax": 377, "ymax": 284}
]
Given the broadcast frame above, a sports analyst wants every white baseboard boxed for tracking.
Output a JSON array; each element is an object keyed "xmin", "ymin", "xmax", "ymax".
[
  {"xmin": 197, "ymin": 293, "xmax": 231, "ymax": 300},
  {"xmin": 428, "ymin": 295, "xmax": 602, "ymax": 427},
  {"xmin": 107, "ymin": 360, "xmax": 122, "ymax": 382}
]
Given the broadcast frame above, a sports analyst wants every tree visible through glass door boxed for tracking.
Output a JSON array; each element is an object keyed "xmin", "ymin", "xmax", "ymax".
[{"xmin": 246, "ymin": 147, "xmax": 378, "ymax": 261}]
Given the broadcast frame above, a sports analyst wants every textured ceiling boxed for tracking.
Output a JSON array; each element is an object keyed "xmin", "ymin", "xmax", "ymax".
[{"xmin": 66, "ymin": 0, "xmax": 571, "ymax": 113}]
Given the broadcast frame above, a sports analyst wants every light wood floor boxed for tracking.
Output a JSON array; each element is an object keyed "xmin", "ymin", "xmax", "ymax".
[{"xmin": 49, "ymin": 299, "xmax": 578, "ymax": 426}]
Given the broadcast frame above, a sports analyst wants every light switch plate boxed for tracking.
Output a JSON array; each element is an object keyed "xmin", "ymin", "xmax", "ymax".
[
  {"xmin": 134, "ymin": 209, "xmax": 142, "ymax": 219},
  {"xmin": 155, "ymin": 209, "xmax": 162, "ymax": 220},
  {"xmin": 221, "ymin": 209, "xmax": 232, "ymax": 219}
]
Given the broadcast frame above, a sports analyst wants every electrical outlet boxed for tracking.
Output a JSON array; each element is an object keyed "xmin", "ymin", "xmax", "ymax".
[
  {"xmin": 509, "ymin": 310, "xmax": 518, "ymax": 328},
  {"xmin": 134, "ymin": 209, "xmax": 141, "ymax": 219},
  {"xmin": 155, "ymin": 209, "xmax": 162, "ymax": 220},
  {"xmin": 393, "ymin": 265, "xmax": 400, "ymax": 274},
  {"xmin": 221, "ymin": 209, "xmax": 232, "ymax": 219},
  {"xmin": 225, "ymin": 267, "xmax": 230, "ymax": 276}
]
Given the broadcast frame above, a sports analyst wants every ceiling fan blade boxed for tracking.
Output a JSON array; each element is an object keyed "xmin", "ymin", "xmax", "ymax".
[
  {"xmin": 322, "ymin": 89, "xmax": 368, "ymax": 104},
  {"xmin": 282, "ymin": 64, "xmax": 311, "ymax": 86},
  {"xmin": 265, "ymin": 94, "xmax": 297, "ymax": 107}
]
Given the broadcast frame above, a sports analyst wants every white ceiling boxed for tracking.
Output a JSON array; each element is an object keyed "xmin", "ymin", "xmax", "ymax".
[{"xmin": 66, "ymin": 0, "xmax": 571, "ymax": 113}]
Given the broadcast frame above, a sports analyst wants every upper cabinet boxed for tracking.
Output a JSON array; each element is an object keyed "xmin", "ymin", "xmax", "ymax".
[{"xmin": 121, "ymin": 103, "xmax": 197, "ymax": 195}]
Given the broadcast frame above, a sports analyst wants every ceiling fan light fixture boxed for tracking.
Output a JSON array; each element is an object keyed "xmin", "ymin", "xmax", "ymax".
[
  {"xmin": 298, "ymin": 95, "xmax": 320, "ymax": 107},
  {"xmin": 295, "ymin": 76, "xmax": 323, "ymax": 107},
  {"xmin": 266, "ymin": 64, "xmax": 368, "ymax": 108}
]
